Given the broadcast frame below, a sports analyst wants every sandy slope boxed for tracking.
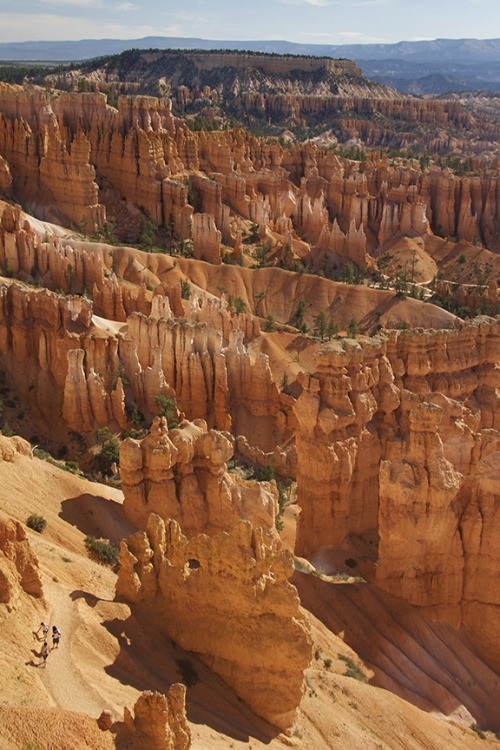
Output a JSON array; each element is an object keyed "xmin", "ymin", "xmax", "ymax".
[{"xmin": 0, "ymin": 450, "xmax": 498, "ymax": 749}]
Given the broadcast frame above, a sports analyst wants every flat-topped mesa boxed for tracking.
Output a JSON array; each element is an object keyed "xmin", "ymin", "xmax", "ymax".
[
  {"xmin": 187, "ymin": 51, "xmax": 362, "ymax": 77},
  {"xmin": 293, "ymin": 335, "xmax": 392, "ymax": 555},
  {"xmin": 293, "ymin": 320, "xmax": 500, "ymax": 657},
  {"xmin": 116, "ymin": 514, "xmax": 312, "ymax": 730},
  {"xmin": 120, "ymin": 417, "xmax": 279, "ymax": 540}
]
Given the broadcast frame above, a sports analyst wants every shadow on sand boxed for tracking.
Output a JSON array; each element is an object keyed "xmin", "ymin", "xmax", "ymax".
[
  {"xmin": 59, "ymin": 493, "xmax": 135, "ymax": 547},
  {"xmin": 90, "ymin": 601, "xmax": 278, "ymax": 745}
]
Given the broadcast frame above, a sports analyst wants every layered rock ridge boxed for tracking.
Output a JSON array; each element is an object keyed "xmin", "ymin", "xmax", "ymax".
[
  {"xmin": 120, "ymin": 417, "xmax": 278, "ymax": 539},
  {"xmin": 1, "ymin": 83, "xmax": 499, "ymax": 257}
]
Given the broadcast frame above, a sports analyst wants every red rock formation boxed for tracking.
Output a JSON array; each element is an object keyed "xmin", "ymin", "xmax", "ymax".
[
  {"xmin": 376, "ymin": 400, "xmax": 464, "ymax": 625},
  {"xmin": 191, "ymin": 213, "xmax": 221, "ymax": 264},
  {"xmin": 112, "ymin": 686, "xmax": 191, "ymax": 750},
  {"xmin": 120, "ymin": 417, "xmax": 278, "ymax": 539},
  {"xmin": 0, "ymin": 513, "xmax": 44, "ymax": 612},
  {"xmin": 292, "ymin": 319, "xmax": 500, "ymax": 662},
  {"xmin": 1, "ymin": 83, "xmax": 498, "ymax": 261},
  {"xmin": 116, "ymin": 514, "xmax": 312, "ymax": 729}
]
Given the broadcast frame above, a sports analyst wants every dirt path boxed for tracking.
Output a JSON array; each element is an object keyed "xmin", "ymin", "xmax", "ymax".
[{"xmin": 38, "ymin": 580, "xmax": 105, "ymax": 718}]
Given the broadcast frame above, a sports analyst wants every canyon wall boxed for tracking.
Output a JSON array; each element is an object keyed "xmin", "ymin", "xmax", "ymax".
[
  {"xmin": 0, "ymin": 507, "xmax": 44, "ymax": 612},
  {"xmin": 0, "ymin": 83, "xmax": 498, "ymax": 261},
  {"xmin": 293, "ymin": 320, "xmax": 500, "ymax": 661},
  {"xmin": 116, "ymin": 513, "xmax": 312, "ymax": 730}
]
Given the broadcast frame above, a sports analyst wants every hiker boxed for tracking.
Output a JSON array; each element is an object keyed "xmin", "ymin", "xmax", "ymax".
[
  {"xmin": 41, "ymin": 640, "xmax": 49, "ymax": 667},
  {"xmin": 51, "ymin": 626, "xmax": 61, "ymax": 649},
  {"xmin": 37, "ymin": 622, "xmax": 49, "ymax": 640}
]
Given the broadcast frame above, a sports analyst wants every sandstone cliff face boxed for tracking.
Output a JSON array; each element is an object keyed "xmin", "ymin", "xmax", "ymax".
[
  {"xmin": 377, "ymin": 401, "xmax": 464, "ymax": 625},
  {"xmin": 293, "ymin": 319, "xmax": 500, "ymax": 661},
  {"xmin": 120, "ymin": 417, "xmax": 278, "ymax": 539},
  {"xmin": 0, "ymin": 515, "xmax": 44, "ymax": 611},
  {"xmin": 111, "ymin": 686, "xmax": 191, "ymax": 750},
  {"xmin": 459, "ymin": 452, "xmax": 500, "ymax": 664},
  {"xmin": 116, "ymin": 514, "xmax": 312, "ymax": 730}
]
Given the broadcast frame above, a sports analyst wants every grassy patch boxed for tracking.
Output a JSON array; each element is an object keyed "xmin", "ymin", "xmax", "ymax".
[
  {"xmin": 338, "ymin": 653, "xmax": 367, "ymax": 683},
  {"xmin": 84, "ymin": 536, "xmax": 119, "ymax": 567}
]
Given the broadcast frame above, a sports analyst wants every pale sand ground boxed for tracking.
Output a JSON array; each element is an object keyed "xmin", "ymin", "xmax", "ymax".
[{"xmin": 0, "ymin": 449, "xmax": 497, "ymax": 748}]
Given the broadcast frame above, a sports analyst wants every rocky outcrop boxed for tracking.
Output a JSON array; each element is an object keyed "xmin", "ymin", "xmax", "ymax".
[
  {"xmin": 293, "ymin": 319, "xmax": 500, "ymax": 661},
  {"xmin": 376, "ymin": 400, "xmax": 464, "ymax": 625},
  {"xmin": 0, "ymin": 155, "xmax": 12, "ymax": 196},
  {"xmin": 1, "ymin": 83, "xmax": 498, "ymax": 261},
  {"xmin": 0, "ymin": 516, "xmax": 44, "ymax": 611},
  {"xmin": 191, "ymin": 213, "xmax": 221, "ymax": 264},
  {"xmin": 111, "ymin": 686, "xmax": 191, "ymax": 750},
  {"xmin": 120, "ymin": 417, "xmax": 278, "ymax": 539},
  {"xmin": 458, "ymin": 451, "xmax": 500, "ymax": 664},
  {"xmin": 116, "ymin": 514, "xmax": 312, "ymax": 729}
]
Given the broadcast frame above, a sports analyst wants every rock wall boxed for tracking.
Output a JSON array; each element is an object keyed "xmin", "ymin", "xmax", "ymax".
[
  {"xmin": 293, "ymin": 319, "xmax": 500, "ymax": 661},
  {"xmin": 116, "ymin": 514, "xmax": 312, "ymax": 729},
  {"xmin": 110, "ymin": 686, "xmax": 191, "ymax": 750},
  {"xmin": 0, "ymin": 511, "xmax": 44, "ymax": 612},
  {"xmin": 120, "ymin": 417, "xmax": 278, "ymax": 540}
]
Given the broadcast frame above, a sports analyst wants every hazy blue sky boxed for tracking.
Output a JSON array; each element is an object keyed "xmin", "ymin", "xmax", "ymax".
[{"xmin": 0, "ymin": 0, "xmax": 498, "ymax": 45}]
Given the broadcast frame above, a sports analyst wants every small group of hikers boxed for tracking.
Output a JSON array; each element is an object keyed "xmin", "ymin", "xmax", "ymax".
[{"xmin": 36, "ymin": 622, "xmax": 61, "ymax": 667}]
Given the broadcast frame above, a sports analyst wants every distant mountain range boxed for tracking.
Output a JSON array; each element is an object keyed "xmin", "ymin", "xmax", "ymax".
[{"xmin": 1, "ymin": 36, "xmax": 500, "ymax": 94}]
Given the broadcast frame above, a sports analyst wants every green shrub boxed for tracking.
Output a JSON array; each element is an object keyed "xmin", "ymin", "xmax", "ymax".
[
  {"xmin": 324, "ymin": 658, "xmax": 333, "ymax": 669},
  {"xmin": 338, "ymin": 653, "xmax": 367, "ymax": 683},
  {"xmin": 126, "ymin": 401, "xmax": 144, "ymax": 426},
  {"xmin": 347, "ymin": 318, "xmax": 359, "ymax": 336},
  {"xmin": 180, "ymin": 279, "xmax": 191, "ymax": 299},
  {"xmin": 265, "ymin": 314, "xmax": 276, "ymax": 332},
  {"xmin": 84, "ymin": 535, "xmax": 119, "ymax": 567},
  {"xmin": 471, "ymin": 723, "xmax": 486, "ymax": 740},
  {"xmin": 26, "ymin": 514, "xmax": 46, "ymax": 533},
  {"xmin": 155, "ymin": 395, "xmax": 179, "ymax": 427},
  {"xmin": 94, "ymin": 427, "xmax": 120, "ymax": 474}
]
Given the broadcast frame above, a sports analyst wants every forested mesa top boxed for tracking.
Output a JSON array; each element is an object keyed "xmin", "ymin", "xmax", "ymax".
[{"xmin": 183, "ymin": 50, "xmax": 362, "ymax": 77}]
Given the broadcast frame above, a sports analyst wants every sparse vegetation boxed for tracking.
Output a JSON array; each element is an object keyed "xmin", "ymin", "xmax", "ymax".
[
  {"xmin": 155, "ymin": 394, "xmax": 180, "ymax": 428},
  {"xmin": 94, "ymin": 427, "xmax": 120, "ymax": 475},
  {"xmin": 470, "ymin": 723, "xmax": 486, "ymax": 740},
  {"xmin": 338, "ymin": 653, "xmax": 368, "ymax": 683},
  {"xmin": 180, "ymin": 279, "xmax": 191, "ymax": 299},
  {"xmin": 26, "ymin": 514, "xmax": 47, "ymax": 533},
  {"xmin": 84, "ymin": 535, "xmax": 119, "ymax": 567}
]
